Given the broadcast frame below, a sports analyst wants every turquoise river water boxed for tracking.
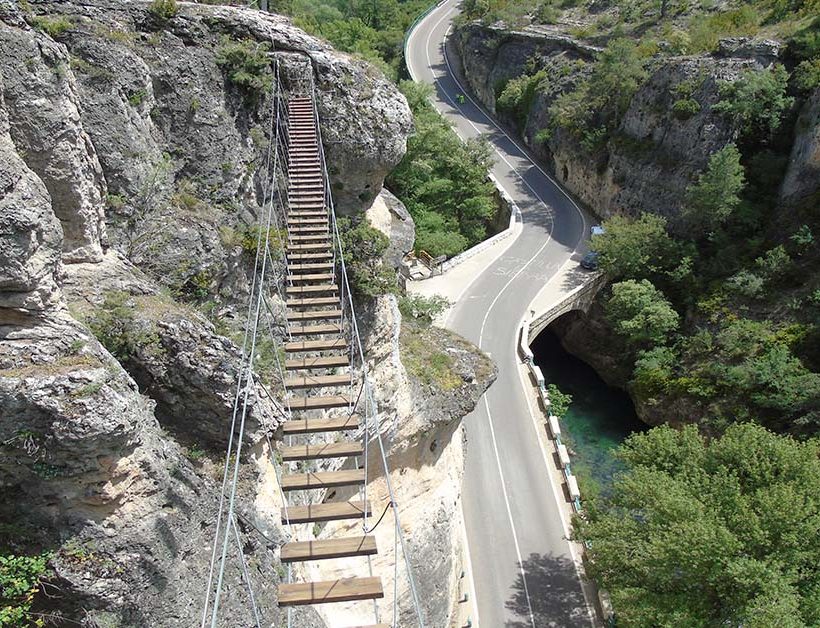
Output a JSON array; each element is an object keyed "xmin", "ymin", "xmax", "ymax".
[{"xmin": 531, "ymin": 327, "xmax": 645, "ymax": 493}]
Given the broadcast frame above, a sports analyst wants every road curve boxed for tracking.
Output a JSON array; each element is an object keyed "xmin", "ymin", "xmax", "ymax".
[{"xmin": 406, "ymin": 3, "xmax": 596, "ymax": 627}]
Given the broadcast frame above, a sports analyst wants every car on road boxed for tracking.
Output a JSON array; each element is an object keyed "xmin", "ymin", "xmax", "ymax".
[{"xmin": 580, "ymin": 251, "xmax": 600, "ymax": 270}]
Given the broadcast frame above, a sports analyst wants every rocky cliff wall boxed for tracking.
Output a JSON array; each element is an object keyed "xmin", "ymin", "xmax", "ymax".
[
  {"xmin": 0, "ymin": 1, "xmax": 415, "ymax": 625},
  {"xmin": 453, "ymin": 24, "xmax": 805, "ymax": 221}
]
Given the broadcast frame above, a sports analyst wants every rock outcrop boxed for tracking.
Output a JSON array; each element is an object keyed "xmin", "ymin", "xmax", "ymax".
[
  {"xmin": 453, "ymin": 23, "xmax": 770, "ymax": 221},
  {"xmin": 0, "ymin": 1, "xmax": 414, "ymax": 625},
  {"xmin": 0, "ymin": 17, "xmax": 108, "ymax": 264},
  {"xmin": 0, "ymin": 78, "xmax": 63, "ymax": 318},
  {"xmin": 781, "ymin": 87, "xmax": 820, "ymax": 207},
  {"xmin": 366, "ymin": 188, "xmax": 415, "ymax": 269}
]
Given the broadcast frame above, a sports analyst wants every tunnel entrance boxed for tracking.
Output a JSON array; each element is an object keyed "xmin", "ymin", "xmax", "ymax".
[{"xmin": 531, "ymin": 311, "xmax": 644, "ymax": 492}]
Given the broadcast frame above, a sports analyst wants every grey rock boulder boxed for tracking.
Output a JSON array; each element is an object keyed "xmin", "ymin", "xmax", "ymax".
[
  {"xmin": 0, "ymin": 78, "xmax": 63, "ymax": 319},
  {"xmin": 0, "ymin": 20, "xmax": 108, "ymax": 263}
]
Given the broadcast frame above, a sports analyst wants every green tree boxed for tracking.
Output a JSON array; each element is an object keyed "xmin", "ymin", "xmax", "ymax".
[
  {"xmin": 338, "ymin": 217, "xmax": 397, "ymax": 298},
  {"xmin": 713, "ymin": 65, "xmax": 794, "ymax": 140},
  {"xmin": 387, "ymin": 81, "xmax": 498, "ymax": 257},
  {"xmin": 592, "ymin": 213, "xmax": 685, "ymax": 282},
  {"xmin": 575, "ymin": 423, "xmax": 820, "ymax": 627},
  {"xmin": 606, "ymin": 279, "xmax": 680, "ymax": 346},
  {"xmin": 684, "ymin": 143, "xmax": 746, "ymax": 236}
]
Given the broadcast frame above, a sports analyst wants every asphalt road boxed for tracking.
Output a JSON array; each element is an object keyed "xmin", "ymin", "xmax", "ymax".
[{"xmin": 406, "ymin": 3, "xmax": 597, "ymax": 627}]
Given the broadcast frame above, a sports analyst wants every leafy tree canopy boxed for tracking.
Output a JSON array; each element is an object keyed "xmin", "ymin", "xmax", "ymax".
[
  {"xmin": 684, "ymin": 143, "xmax": 746, "ymax": 236},
  {"xmin": 713, "ymin": 65, "xmax": 794, "ymax": 141},
  {"xmin": 606, "ymin": 279, "xmax": 680, "ymax": 347},
  {"xmin": 592, "ymin": 213, "xmax": 689, "ymax": 283},
  {"xmin": 576, "ymin": 423, "xmax": 820, "ymax": 628}
]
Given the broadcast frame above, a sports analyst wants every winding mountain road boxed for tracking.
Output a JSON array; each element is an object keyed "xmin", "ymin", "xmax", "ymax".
[{"xmin": 406, "ymin": 3, "xmax": 598, "ymax": 626}]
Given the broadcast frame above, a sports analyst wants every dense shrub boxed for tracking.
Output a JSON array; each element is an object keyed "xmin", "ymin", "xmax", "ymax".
[
  {"xmin": 577, "ymin": 423, "xmax": 820, "ymax": 627},
  {"xmin": 496, "ymin": 70, "xmax": 548, "ymax": 129},
  {"xmin": 215, "ymin": 38, "xmax": 272, "ymax": 101},
  {"xmin": 388, "ymin": 81, "xmax": 499, "ymax": 258},
  {"xmin": 684, "ymin": 143, "xmax": 745, "ymax": 236},
  {"xmin": 713, "ymin": 65, "xmax": 794, "ymax": 141},
  {"xmin": 148, "ymin": 0, "xmax": 179, "ymax": 21},
  {"xmin": 337, "ymin": 217, "xmax": 397, "ymax": 298},
  {"xmin": 606, "ymin": 279, "xmax": 680, "ymax": 347}
]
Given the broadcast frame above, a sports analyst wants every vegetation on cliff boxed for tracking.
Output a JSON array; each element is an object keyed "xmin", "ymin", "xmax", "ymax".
[{"xmin": 577, "ymin": 424, "xmax": 820, "ymax": 627}]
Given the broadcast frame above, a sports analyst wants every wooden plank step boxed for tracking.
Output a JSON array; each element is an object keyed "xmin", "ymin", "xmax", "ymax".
[
  {"xmin": 278, "ymin": 577, "xmax": 383, "ymax": 607},
  {"xmin": 282, "ymin": 500, "xmax": 369, "ymax": 524},
  {"xmin": 281, "ymin": 441, "xmax": 363, "ymax": 462},
  {"xmin": 289, "ymin": 234, "xmax": 330, "ymax": 242},
  {"xmin": 286, "ymin": 310, "xmax": 342, "ymax": 324},
  {"xmin": 288, "ymin": 263, "xmax": 334, "ymax": 273},
  {"xmin": 284, "ymin": 353, "xmax": 348, "ymax": 368},
  {"xmin": 286, "ymin": 297, "xmax": 339, "ymax": 308},
  {"xmin": 287, "ymin": 395, "xmax": 351, "ymax": 411},
  {"xmin": 287, "ymin": 252, "xmax": 333, "ymax": 261},
  {"xmin": 284, "ymin": 338, "xmax": 347, "ymax": 353},
  {"xmin": 280, "ymin": 535, "xmax": 376, "ymax": 563},
  {"xmin": 281, "ymin": 468, "xmax": 364, "ymax": 491},
  {"xmin": 289, "ymin": 204, "xmax": 326, "ymax": 211},
  {"xmin": 284, "ymin": 373, "xmax": 351, "ymax": 389},
  {"xmin": 282, "ymin": 415, "xmax": 359, "ymax": 435},
  {"xmin": 287, "ymin": 244, "xmax": 333, "ymax": 253},
  {"xmin": 288, "ymin": 216, "xmax": 328, "ymax": 223},
  {"xmin": 288, "ymin": 323, "xmax": 343, "ymax": 336},
  {"xmin": 288, "ymin": 273, "xmax": 335, "ymax": 282},
  {"xmin": 287, "ymin": 284, "xmax": 338, "ymax": 294}
]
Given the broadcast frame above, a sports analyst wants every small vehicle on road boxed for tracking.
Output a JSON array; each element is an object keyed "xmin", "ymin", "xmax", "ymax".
[
  {"xmin": 580, "ymin": 251, "xmax": 600, "ymax": 270},
  {"xmin": 581, "ymin": 225, "xmax": 604, "ymax": 270}
]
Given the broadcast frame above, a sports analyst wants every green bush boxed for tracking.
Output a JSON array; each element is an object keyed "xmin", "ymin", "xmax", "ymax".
[
  {"xmin": 606, "ymin": 279, "xmax": 680, "ymax": 347},
  {"xmin": 215, "ymin": 37, "xmax": 272, "ymax": 101},
  {"xmin": 497, "ymin": 70, "xmax": 548, "ymax": 130},
  {"xmin": 28, "ymin": 15, "xmax": 72, "ymax": 38},
  {"xmin": 398, "ymin": 294, "xmax": 450, "ymax": 324},
  {"xmin": 576, "ymin": 423, "xmax": 820, "ymax": 627},
  {"xmin": 86, "ymin": 291, "xmax": 162, "ymax": 361},
  {"xmin": 713, "ymin": 65, "xmax": 794, "ymax": 140},
  {"xmin": 727, "ymin": 269, "xmax": 764, "ymax": 297},
  {"xmin": 546, "ymin": 383, "xmax": 572, "ymax": 417},
  {"xmin": 0, "ymin": 553, "xmax": 51, "ymax": 627},
  {"xmin": 795, "ymin": 58, "xmax": 820, "ymax": 91},
  {"xmin": 687, "ymin": 5, "xmax": 760, "ymax": 52},
  {"xmin": 388, "ymin": 81, "xmax": 499, "ymax": 258},
  {"xmin": 338, "ymin": 217, "xmax": 397, "ymax": 299},
  {"xmin": 671, "ymin": 97, "xmax": 700, "ymax": 120},
  {"xmin": 148, "ymin": 0, "xmax": 179, "ymax": 21},
  {"xmin": 684, "ymin": 143, "xmax": 745, "ymax": 236},
  {"xmin": 592, "ymin": 213, "xmax": 685, "ymax": 283}
]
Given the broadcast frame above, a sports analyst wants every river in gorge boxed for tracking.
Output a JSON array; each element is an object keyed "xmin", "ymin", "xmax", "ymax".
[{"xmin": 531, "ymin": 325, "xmax": 646, "ymax": 495}]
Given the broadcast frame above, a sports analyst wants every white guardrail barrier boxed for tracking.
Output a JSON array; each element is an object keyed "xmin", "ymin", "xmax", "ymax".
[{"xmin": 519, "ymin": 317, "xmax": 582, "ymax": 512}]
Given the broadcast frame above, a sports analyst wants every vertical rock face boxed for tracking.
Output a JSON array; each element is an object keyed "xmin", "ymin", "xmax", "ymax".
[
  {"xmin": 0, "ymin": 21, "xmax": 107, "ymax": 263},
  {"xmin": 0, "ymin": 75, "xmax": 63, "ymax": 317},
  {"xmin": 0, "ymin": 1, "xmax": 412, "ymax": 624},
  {"xmin": 782, "ymin": 88, "xmax": 820, "ymax": 206},
  {"xmin": 453, "ymin": 24, "xmax": 764, "ymax": 220}
]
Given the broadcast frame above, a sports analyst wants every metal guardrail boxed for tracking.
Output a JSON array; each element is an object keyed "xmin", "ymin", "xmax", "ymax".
[{"xmin": 519, "ymin": 318, "xmax": 582, "ymax": 512}]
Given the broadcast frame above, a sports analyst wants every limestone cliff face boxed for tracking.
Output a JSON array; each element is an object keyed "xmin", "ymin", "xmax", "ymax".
[
  {"xmin": 453, "ymin": 24, "xmax": 781, "ymax": 220},
  {"xmin": 0, "ymin": 1, "xmax": 413, "ymax": 625},
  {"xmin": 782, "ymin": 87, "xmax": 820, "ymax": 207}
]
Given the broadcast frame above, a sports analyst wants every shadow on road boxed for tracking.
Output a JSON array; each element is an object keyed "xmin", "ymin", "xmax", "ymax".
[{"xmin": 505, "ymin": 552, "xmax": 591, "ymax": 627}]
